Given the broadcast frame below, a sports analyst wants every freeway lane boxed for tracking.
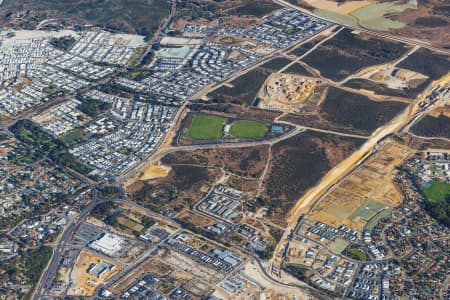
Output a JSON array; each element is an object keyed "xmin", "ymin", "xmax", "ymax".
[
  {"xmin": 30, "ymin": 1, "xmax": 450, "ymax": 296},
  {"xmin": 33, "ymin": 195, "xmax": 111, "ymax": 300},
  {"xmin": 274, "ymin": 0, "xmax": 450, "ymax": 56},
  {"xmin": 270, "ymin": 76, "xmax": 447, "ymax": 273}
]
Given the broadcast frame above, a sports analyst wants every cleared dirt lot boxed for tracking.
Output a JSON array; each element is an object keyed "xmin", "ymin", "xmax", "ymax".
[
  {"xmin": 109, "ymin": 257, "xmax": 173, "ymax": 294},
  {"xmin": 68, "ymin": 251, "xmax": 120, "ymax": 296},
  {"xmin": 139, "ymin": 163, "xmax": 172, "ymax": 181},
  {"xmin": 307, "ymin": 141, "xmax": 413, "ymax": 231}
]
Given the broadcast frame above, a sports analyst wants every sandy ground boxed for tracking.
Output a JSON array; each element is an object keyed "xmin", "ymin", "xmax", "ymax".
[
  {"xmin": 308, "ymin": 142, "xmax": 412, "ymax": 230},
  {"xmin": 108, "ymin": 258, "xmax": 173, "ymax": 294},
  {"xmin": 139, "ymin": 163, "xmax": 172, "ymax": 181},
  {"xmin": 350, "ymin": 63, "xmax": 428, "ymax": 91},
  {"xmin": 258, "ymin": 73, "xmax": 319, "ymax": 112},
  {"xmin": 240, "ymin": 261, "xmax": 312, "ymax": 298},
  {"xmin": 303, "ymin": 0, "xmax": 371, "ymax": 14},
  {"xmin": 265, "ymin": 73, "xmax": 315, "ymax": 104},
  {"xmin": 124, "ymin": 123, "xmax": 175, "ymax": 188},
  {"xmin": 160, "ymin": 36, "xmax": 204, "ymax": 46},
  {"xmin": 271, "ymin": 99, "xmax": 422, "ymax": 266},
  {"xmin": 429, "ymin": 106, "xmax": 450, "ymax": 118},
  {"xmin": 212, "ymin": 261, "xmax": 309, "ymax": 300},
  {"xmin": 0, "ymin": 29, "xmax": 80, "ymax": 47},
  {"xmin": 68, "ymin": 251, "xmax": 120, "ymax": 296},
  {"xmin": 286, "ymin": 101, "xmax": 419, "ymax": 225}
]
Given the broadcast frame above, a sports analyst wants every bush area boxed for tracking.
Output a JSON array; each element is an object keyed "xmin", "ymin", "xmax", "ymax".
[
  {"xmin": 397, "ymin": 48, "xmax": 450, "ymax": 81},
  {"xmin": 9, "ymin": 144, "xmax": 41, "ymax": 165},
  {"xmin": 223, "ymin": 149, "xmax": 266, "ymax": 177},
  {"xmin": 162, "ymin": 146, "xmax": 268, "ymax": 179},
  {"xmin": 0, "ymin": 132, "xmax": 10, "ymax": 141},
  {"xmin": 303, "ymin": 28, "xmax": 409, "ymax": 81},
  {"xmin": 79, "ymin": 98, "xmax": 112, "ymax": 118},
  {"xmin": 410, "ymin": 115, "xmax": 450, "ymax": 139},
  {"xmin": 175, "ymin": 0, "xmax": 280, "ymax": 22},
  {"xmin": 0, "ymin": 246, "xmax": 52, "ymax": 287},
  {"xmin": 161, "ymin": 150, "xmax": 211, "ymax": 166},
  {"xmin": 256, "ymin": 244, "xmax": 275, "ymax": 260},
  {"xmin": 98, "ymin": 186, "xmax": 122, "ymax": 199},
  {"xmin": 49, "ymin": 35, "xmax": 76, "ymax": 50},
  {"xmin": 133, "ymin": 165, "xmax": 215, "ymax": 212},
  {"xmin": 432, "ymin": 5, "xmax": 450, "ymax": 17},
  {"xmin": 283, "ymin": 63, "xmax": 314, "ymax": 77},
  {"xmin": 345, "ymin": 78, "xmax": 416, "ymax": 98},
  {"xmin": 259, "ymin": 57, "xmax": 292, "ymax": 72},
  {"xmin": 264, "ymin": 131, "xmax": 364, "ymax": 217},
  {"xmin": 91, "ymin": 201, "xmax": 116, "ymax": 220},
  {"xmin": 1, "ymin": 0, "xmax": 170, "ymax": 39},
  {"xmin": 11, "ymin": 119, "xmax": 63, "ymax": 154},
  {"xmin": 289, "ymin": 35, "xmax": 326, "ymax": 57},
  {"xmin": 320, "ymin": 87, "xmax": 407, "ymax": 133},
  {"xmin": 282, "ymin": 264, "xmax": 310, "ymax": 281},
  {"xmin": 266, "ymin": 133, "xmax": 331, "ymax": 204},
  {"xmin": 172, "ymin": 165, "xmax": 211, "ymax": 190},
  {"xmin": 10, "ymin": 119, "xmax": 92, "ymax": 175},
  {"xmin": 424, "ymin": 195, "xmax": 450, "ymax": 227},
  {"xmin": 209, "ymin": 67, "xmax": 271, "ymax": 105},
  {"xmin": 52, "ymin": 151, "xmax": 92, "ymax": 174},
  {"xmin": 234, "ymin": 1, "xmax": 282, "ymax": 17},
  {"xmin": 175, "ymin": 0, "xmax": 221, "ymax": 22},
  {"xmin": 414, "ymin": 17, "xmax": 448, "ymax": 27},
  {"xmin": 344, "ymin": 247, "xmax": 367, "ymax": 261}
]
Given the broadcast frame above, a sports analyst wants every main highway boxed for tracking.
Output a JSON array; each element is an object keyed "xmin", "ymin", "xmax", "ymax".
[
  {"xmin": 274, "ymin": 0, "xmax": 450, "ymax": 56},
  {"xmin": 31, "ymin": 0, "xmax": 450, "ymax": 297},
  {"xmin": 32, "ymin": 189, "xmax": 114, "ymax": 300}
]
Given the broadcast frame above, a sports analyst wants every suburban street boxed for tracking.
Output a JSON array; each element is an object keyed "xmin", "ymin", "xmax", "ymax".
[{"xmin": 1, "ymin": 0, "xmax": 446, "ymax": 298}]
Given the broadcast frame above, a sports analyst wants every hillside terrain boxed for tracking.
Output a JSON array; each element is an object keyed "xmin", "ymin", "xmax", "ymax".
[{"xmin": 0, "ymin": 0, "xmax": 170, "ymax": 38}]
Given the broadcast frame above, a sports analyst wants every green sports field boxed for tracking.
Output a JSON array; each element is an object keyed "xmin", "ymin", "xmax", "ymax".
[
  {"xmin": 229, "ymin": 120, "xmax": 269, "ymax": 139},
  {"xmin": 185, "ymin": 114, "xmax": 226, "ymax": 140},
  {"xmin": 422, "ymin": 181, "xmax": 450, "ymax": 203}
]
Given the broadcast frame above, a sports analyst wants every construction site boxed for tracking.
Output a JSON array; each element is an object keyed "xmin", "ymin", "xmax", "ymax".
[
  {"xmin": 307, "ymin": 141, "xmax": 413, "ymax": 231},
  {"xmin": 257, "ymin": 73, "xmax": 321, "ymax": 112},
  {"xmin": 364, "ymin": 67, "xmax": 428, "ymax": 90},
  {"xmin": 68, "ymin": 251, "xmax": 121, "ymax": 296}
]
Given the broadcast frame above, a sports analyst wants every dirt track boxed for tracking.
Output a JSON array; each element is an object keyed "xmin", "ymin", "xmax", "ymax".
[{"xmin": 272, "ymin": 97, "xmax": 422, "ymax": 267}]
